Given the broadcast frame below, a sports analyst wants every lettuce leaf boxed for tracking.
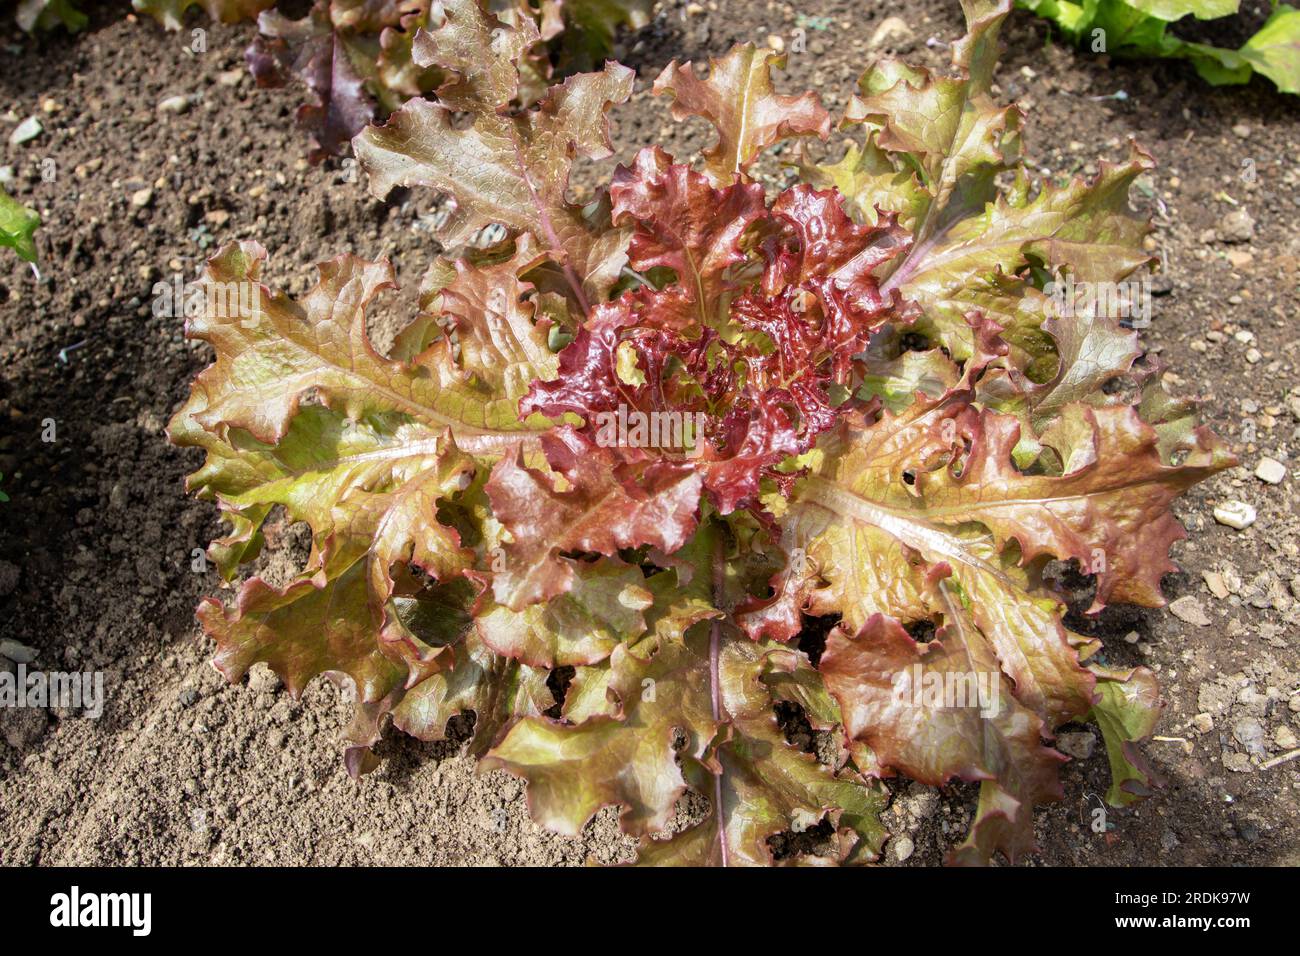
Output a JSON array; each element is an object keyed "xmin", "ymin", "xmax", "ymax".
[
  {"xmin": 14, "ymin": 0, "xmax": 87, "ymax": 32},
  {"xmin": 1020, "ymin": 0, "xmax": 1300, "ymax": 94},
  {"xmin": 0, "ymin": 188, "xmax": 39, "ymax": 263}
]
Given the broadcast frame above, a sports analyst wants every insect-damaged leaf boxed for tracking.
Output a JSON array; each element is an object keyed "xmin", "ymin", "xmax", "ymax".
[
  {"xmin": 354, "ymin": 0, "xmax": 634, "ymax": 307},
  {"xmin": 484, "ymin": 523, "xmax": 887, "ymax": 865}
]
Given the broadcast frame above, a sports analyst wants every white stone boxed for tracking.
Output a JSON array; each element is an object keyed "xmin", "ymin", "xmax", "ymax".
[
  {"xmin": 9, "ymin": 116, "xmax": 42, "ymax": 146},
  {"xmin": 1213, "ymin": 500, "xmax": 1256, "ymax": 530},
  {"xmin": 891, "ymin": 833, "xmax": 915, "ymax": 862},
  {"xmin": 1254, "ymin": 457, "xmax": 1287, "ymax": 484},
  {"xmin": 158, "ymin": 95, "xmax": 191, "ymax": 115}
]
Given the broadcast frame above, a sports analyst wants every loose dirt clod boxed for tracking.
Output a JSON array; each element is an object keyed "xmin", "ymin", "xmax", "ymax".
[{"xmin": 1169, "ymin": 596, "xmax": 1212, "ymax": 627}]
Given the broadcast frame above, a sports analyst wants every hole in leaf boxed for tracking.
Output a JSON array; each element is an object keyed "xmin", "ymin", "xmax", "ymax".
[
  {"xmin": 543, "ymin": 666, "xmax": 575, "ymax": 719},
  {"xmin": 445, "ymin": 711, "xmax": 476, "ymax": 747},
  {"xmin": 905, "ymin": 619, "xmax": 936, "ymax": 644},
  {"xmin": 795, "ymin": 612, "xmax": 838, "ymax": 667},
  {"xmin": 559, "ymin": 548, "xmax": 602, "ymax": 563},
  {"xmin": 774, "ymin": 700, "xmax": 817, "ymax": 754},
  {"xmin": 899, "ymin": 331, "xmax": 930, "ymax": 352},
  {"xmin": 767, "ymin": 816, "xmax": 836, "ymax": 862}
]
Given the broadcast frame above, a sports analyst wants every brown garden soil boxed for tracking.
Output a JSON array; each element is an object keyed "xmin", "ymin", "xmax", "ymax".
[{"xmin": 0, "ymin": 0, "xmax": 1298, "ymax": 866}]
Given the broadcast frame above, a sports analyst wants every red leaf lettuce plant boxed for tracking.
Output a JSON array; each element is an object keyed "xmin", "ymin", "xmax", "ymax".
[{"xmin": 170, "ymin": 0, "xmax": 1234, "ymax": 865}]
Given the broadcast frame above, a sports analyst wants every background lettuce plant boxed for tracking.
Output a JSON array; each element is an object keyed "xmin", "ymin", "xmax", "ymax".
[
  {"xmin": 0, "ymin": 188, "xmax": 39, "ymax": 263},
  {"xmin": 171, "ymin": 0, "xmax": 1233, "ymax": 865},
  {"xmin": 1021, "ymin": 0, "xmax": 1300, "ymax": 94},
  {"xmin": 11, "ymin": 0, "xmax": 86, "ymax": 32}
]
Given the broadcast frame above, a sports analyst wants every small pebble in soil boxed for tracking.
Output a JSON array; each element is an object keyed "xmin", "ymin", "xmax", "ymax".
[
  {"xmin": 9, "ymin": 116, "xmax": 42, "ymax": 146},
  {"xmin": 1193, "ymin": 713, "xmax": 1214, "ymax": 734},
  {"xmin": 1202, "ymin": 570, "xmax": 1229, "ymax": 599},
  {"xmin": 158, "ymin": 95, "xmax": 190, "ymax": 115},
  {"xmin": 1213, "ymin": 500, "xmax": 1256, "ymax": 530},
  {"xmin": 1254, "ymin": 457, "xmax": 1287, "ymax": 484},
  {"xmin": 789, "ymin": 808, "xmax": 817, "ymax": 833},
  {"xmin": 1168, "ymin": 595, "xmax": 1211, "ymax": 627},
  {"xmin": 0, "ymin": 639, "xmax": 37, "ymax": 663},
  {"xmin": 1218, "ymin": 209, "xmax": 1256, "ymax": 244},
  {"xmin": 890, "ymin": 834, "xmax": 915, "ymax": 862},
  {"xmin": 1056, "ymin": 731, "xmax": 1096, "ymax": 760},
  {"xmin": 1232, "ymin": 718, "xmax": 1267, "ymax": 756}
]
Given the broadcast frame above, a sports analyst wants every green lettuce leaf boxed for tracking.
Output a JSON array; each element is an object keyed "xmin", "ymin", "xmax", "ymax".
[
  {"xmin": 0, "ymin": 189, "xmax": 39, "ymax": 264},
  {"xmin": 1020, "ymin": 0, "xmax": 1300, "ymax": 95},
  {"xmin": 14, "ymin": 0, "xmax": 87, "ymax": 32}
]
